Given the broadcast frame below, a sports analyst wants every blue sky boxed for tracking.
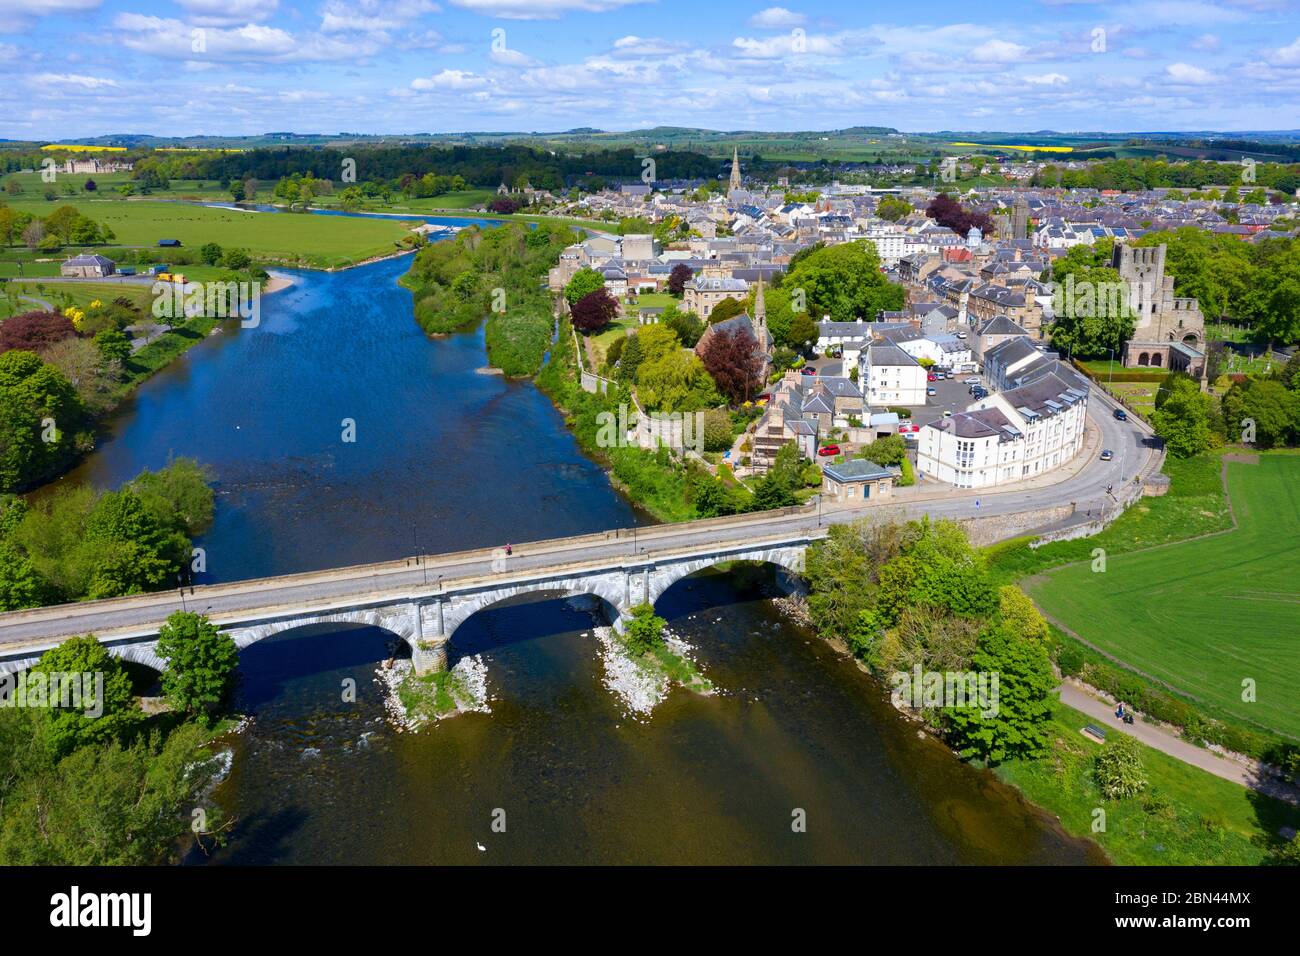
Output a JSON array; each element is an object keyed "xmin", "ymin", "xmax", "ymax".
[{"xmin": 1, "ymin": 0, "xmax": 1298, "ymax": 139}]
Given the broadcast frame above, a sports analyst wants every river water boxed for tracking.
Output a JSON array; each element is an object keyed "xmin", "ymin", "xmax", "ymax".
[{"xmin": 62, "ymin": 216, "xmax": 1101, "ymax": 865}]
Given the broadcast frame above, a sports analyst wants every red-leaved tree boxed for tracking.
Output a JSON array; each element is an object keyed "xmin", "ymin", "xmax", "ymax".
[
  {"xmin": 571, "ymin": 289, "xmax": 619, "ymax": 333},
  {"xmin": 699, "ymin": 325, "xmax": 764, "ymax": 404},
  {"xmin": 0, "ymin": 311, "xmax": 77, "ymax": 354},
  {"xmin": 926, "ymin": 194, "xmax": 993, "ymax": 236},
  {"xmin": 667, "ymin": 263, "xmax": 694, "ymax": 296}
]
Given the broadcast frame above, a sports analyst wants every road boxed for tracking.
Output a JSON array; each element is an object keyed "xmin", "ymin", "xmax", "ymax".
[{"xmin": 0, "ymin": 394, "xmax": 1159, "ymax": 660}]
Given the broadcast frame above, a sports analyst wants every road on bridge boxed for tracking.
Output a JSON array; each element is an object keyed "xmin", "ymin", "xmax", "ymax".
[{"xmin": 0, "ymin": 396, "xmax": 1157, "ymax": 662}]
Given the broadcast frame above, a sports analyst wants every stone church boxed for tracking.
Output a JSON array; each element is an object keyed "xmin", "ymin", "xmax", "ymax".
[{"xmin": 1116, "ymin": 243, "xmax": 1207, "ymax": 377}]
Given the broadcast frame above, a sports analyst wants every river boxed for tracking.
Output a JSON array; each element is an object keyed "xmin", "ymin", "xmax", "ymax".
[{"xmin": 62, "ymin": 216, "xmax": 1101, "ymax": 865}]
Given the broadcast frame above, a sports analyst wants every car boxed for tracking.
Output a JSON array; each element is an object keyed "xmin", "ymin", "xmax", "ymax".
[
  {"xmin": 926, "ymin": 387, "xmax": 937, "ymax": 396},
  {"xmin": 942, "ymin": 410, "xmax": 954, "ymax": 418},
  {"xmin": 1113, "ymin": 408, "xmax": 1128, "ymax": 421},
  {"xmin": 927, "ymin": 372, "xmax": 938, "ymax": 382},
  {"xmin": 817, "ymin": 444, "xmax": 840, "ymax": 457},
  {"xmin": 955, "ymin": 331, "xmax": 967, "ymax": 339},
  {"xmin": 801, "ymin": 367, "xmax": 818, "ymax": 376},
  {"xmin": 971, "ymin": 387, "xmax": 988, "ymax": 398},
  {"xmin": 898, "ymin": 423, "xmax": 920, "ymax": 434},
  {"xmin": 964, "ymin": 377, "xmax": 980, "ymax": 385},
  {"xmin": 1100, "ymin": 450, "xmax": 1114, "ymax": 461}
]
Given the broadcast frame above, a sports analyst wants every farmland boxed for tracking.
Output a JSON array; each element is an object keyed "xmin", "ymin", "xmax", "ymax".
[
  {"xmin": 1025, "ymin": 453, "xmax": 1300, "ymax": 739},
  {"xmin": 0, "ymin": 198, "xmax": 417, "ymax": 268}
]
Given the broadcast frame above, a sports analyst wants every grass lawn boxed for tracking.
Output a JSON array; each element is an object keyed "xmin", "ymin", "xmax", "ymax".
[
  {"xmin": 587, "ymin": 317, "xmax": 635, "ymax": 367},
  {"xmin": 1107, "ymin": 381, "xmax": 1158, "ymax": 418},
  {"xmin": 996, "ymin": 701, "xmax": 1300, "ymax": 865},
  {"xmin": 1, "ymin": 200, "xmax": 416, "ymax": 268},
  {"xmin": 629, "ymin": 292, "xmax": 677, "ymax": 310},
  {"xmin": 5, "ymin": 279, "xmax": 155, "ymax": 313},
  {"xmin": 1024, "ymin": 453, "xmax": 1300, "ymax": 739}
]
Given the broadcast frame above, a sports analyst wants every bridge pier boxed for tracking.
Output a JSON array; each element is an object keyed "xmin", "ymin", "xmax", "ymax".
[{"xmin": 411, "ymin": 634, "xmax": 450, "ymax": 675}]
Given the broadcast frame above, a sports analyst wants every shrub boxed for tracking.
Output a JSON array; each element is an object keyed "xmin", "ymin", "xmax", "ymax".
[{"xmin": 1094, "ymin": 734, "xmax": 1148, "ymax": 799}]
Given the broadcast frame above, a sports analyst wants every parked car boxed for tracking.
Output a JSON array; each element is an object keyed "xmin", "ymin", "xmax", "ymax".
[
  {"xmin": 927, "ymin": 372, "xmax": 938, "ymax": 382},
  {"xmin": 801, "ymin": 367, "xmax": 818, "ymax": 376},
  {"xmin": 898, "ymin": 423, "xmax": 920, "ymax": 434},
  {"xmin": 964, "ymin": 377, "xmax": 980, "ymax": 385},
  {"xmin": 1113, "ymin": 408, "xmax": 1128, "ymax": 421},
  {"xmin": 942, "ymin": 410, "xmax": 954, "ymax": 418},
  {"xmin": 971, "ymin": 387, "xmax": 988, "ymax": 399},
  {"xmin": 1100, "ymin": 449, "xmax": 1114, "ymax": 461},
  {"xmin": 817, "ymin": 444, "xmax": 840, "ymax": 457},
  {"xmin": 926, "ymin": 387, "xmax": 937, "ymax": 396}
]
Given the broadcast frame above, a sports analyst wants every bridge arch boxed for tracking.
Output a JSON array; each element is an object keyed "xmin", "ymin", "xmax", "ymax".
[
  {"xmin": 643, "ymin": 544, "xmax": 808, "ymax": 611},
  {"xmin": 223, "ymin": 604, "xmax": 424, "ymax": 655},
  {"xmin": 440, "ymin": 574, "xmax": 628, "ymax": 643}
]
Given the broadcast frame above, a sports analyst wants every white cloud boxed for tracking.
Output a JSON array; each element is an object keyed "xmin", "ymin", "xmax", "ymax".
[
  {"xmin": 970, "ymin": 39, "xmax": 1028, "ymax": 63},
  {"xmin": 320, "ymin": 0, "xmax": 440, "ymax": 33},
  {"xmin": 1164, "ymin": 61, "xmax": 1216, "ymax": 83},
  {"xmin": 1191, "ymin": 33, "xmax": 1221, "ymax": 51},
  {"xmin": 731, "ymin": 32, "xmax": 846, "ymax": 59},
  {"xmin": 749, "ymin": 6, "xmax": 805, "ymax": 28},
  {"xmin": 1267, "ymin": 36, "xmax": 1300, "ymax": 66},
  {"xmin": 1024, "ymin": 71, "xmax": 1069, "ymax": 85},
  {"xmin": 411, "ymin": 69, "xmax": 489, "ymax": 90},
  {"xmin": 113, "ymin": 14, "xmax": 375, "ymax": 62},
  {"xmin": 490, "ymin": 46, "xmax": 542, "ymax": 67},
  {"xmin": 0, "ymin": 0, "xmax": 99, "ymax": 14},
  {"xmin": 612, "ymin": 35, "xmax": 689, "ymax": 57},
  {"xmin": 174, "ymin": 0, "xmax": 278, "ymax": 27},
  {"xmin": 31, "ymin": 72, "xmax": 119, "ymax": 89},
  {"xmin": 446, "ymin": 0, "xmax": 648, "ymax": 19}
]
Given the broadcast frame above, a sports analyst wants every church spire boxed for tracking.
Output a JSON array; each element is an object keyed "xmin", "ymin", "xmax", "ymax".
[{"xmin": 729, "ymin": 147, "xmax": 742, "ymax": 194}]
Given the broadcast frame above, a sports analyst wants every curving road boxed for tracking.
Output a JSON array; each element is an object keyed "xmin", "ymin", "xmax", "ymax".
[{"xmin": 0, "ymin": 392, "xmax": 1160, "ymax": 664}]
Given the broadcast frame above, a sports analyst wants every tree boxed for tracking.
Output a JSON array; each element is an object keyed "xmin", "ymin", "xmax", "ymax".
[
  {"xmin": 1222, "ymin": 378, "xmax": 1299, "ymax": 448},
  {"xmin": 667, "ymin": 263, "xmax": 694, "ymax": 296},
  {"xmin": 661, "ymin": 305, "xmax": 703, "ymax": 348},
  {"xmin": 0, "ymin": 311, "xmax": 76, "ymax": 354},
  {"xmin": 0, "ymin": 349, "xmax": 86, "ymax": 492},
  {"xmin": 782, "ymin": 240, "xmax": 904, "ymax": 322},
  {"xmin": 623, "ymin": 603, "xmax": 666, "ymax": 656},
  {"xmin": 876, "ymin": 197, "xmax": 911, "ymax": 221},
  {"xmin": 564, "ymin": 267, "xmax": 606, "ymax": 307},
  {"xmin": 926, "ymin": 194, "xmax": 993, "ymax": 236},
  {"xmin": 857, "ymin": 434, "xmax": 907, "ymax": 467},
  {"xmin": 129, "ymin": 457, "xmax": 215, "ymax": 537},
  {"xmin": 1150, "ymin": 375, "xmax": 1216, "ymax": 457},
  {"xmin": 701, "ymin": 407, "xmax": 733, "ymax": 452},
  {"xmin": 221, "ymin": 248, "xmax": 251, "ymax": 270},
  {"xmin": 699, "ymin": 325, "xmax": 764, "ymax": 404},
  {"xmin": 200, "ymin": 242, "xmax": 224, "ymax": 266},
  {"xmin": 0, "ymin": 206, "xmax": 15, "ymax": 247},
  {"xmin": 571, "ymin": 288, "xmax": 618, "ymax": 333},
  {"xmin": 1093, "ymin": 734, "xmax": 1149, "ymax": 799},
  {"xmin": 39, "ymin": 338, "xmax": 120, "ymax": 415},
  {"xmin": 691, "ymin": 474, "xmax": 740, "ymax": 517},
  {"xmin": 26, "ymin": 635, "xmax": 140, "ymax": 758},
  {"xmin": 636, "ymin": 350, "xmax": 719, "ymax": 412},
  {"xmin": 0, "ymin": 722, "xmax": 225, "ymax": 865},
  {"xmin": 707, "ymin": 297, "xmax": 745, "ymax": 324},
  {"xmin": 155, "ymin": 611, "xmax": 239, "ymax": 720},
  {"xmin": 21, "ymin": 219, "xmax": 44, "ymax": 250},
  {"xmin": 83, "ymin": 178, "xmax": 97, "ymax": 192},
  {"xmin": 229, "ymin": 180, "xmax": 245, "ymax": 202},
  {"xmin": 93, "ymin": 328, "xmax": 131, "ymax": 368},
  {"xmin": 944, "ymin": 623, "xmax": 1055, "ymax": 764}
]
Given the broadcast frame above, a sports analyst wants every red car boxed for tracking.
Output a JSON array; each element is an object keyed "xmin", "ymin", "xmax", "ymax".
[
  {"xmin": 898, "ymin": 423, "xmax": 920, "ymax": 434},
  {"xmin": 927, "ymin": 372, "xmax": 938, "ymax": 381},
  {"xmin": 800, "ymin": 367, "xmax": 818, "ymax": 376},
  {"xmin": 817, "ymin": 444, "xmax": 840, "ymax": 457}
]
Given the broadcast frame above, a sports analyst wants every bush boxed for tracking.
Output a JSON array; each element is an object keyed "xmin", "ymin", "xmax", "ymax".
[
  {"xmin": 1094, "ymin": 734, "xmax": 1148, "ymax": 799},
  {"xmin": 623, "ymin": 603, "xmax": 665, "ymax": 655}
]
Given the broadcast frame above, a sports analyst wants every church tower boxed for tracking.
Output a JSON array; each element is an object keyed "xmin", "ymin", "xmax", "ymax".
[{"xmin": 729, "ymin": 147, "xmax": 742, "ymax": 194}]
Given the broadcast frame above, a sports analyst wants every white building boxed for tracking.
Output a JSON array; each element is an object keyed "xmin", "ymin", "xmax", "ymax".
[
  {"xmin": 917, "ymin": 362, "xmax": 1089, "ymax": 488},
  {"xmin": 858, "ymin": 343, "xmax": 928, "ymax": 406},
  {"xmin": 865, "ymin": 225, "xmax": 906, "ymax": 267}
]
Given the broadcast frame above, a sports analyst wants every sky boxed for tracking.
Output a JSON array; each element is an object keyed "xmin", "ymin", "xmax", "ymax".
[{"xmin": 1, "ymin": 0, "xmax": 1298, "ymax": 140}]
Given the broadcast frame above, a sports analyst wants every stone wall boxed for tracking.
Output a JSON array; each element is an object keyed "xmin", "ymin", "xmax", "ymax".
[{"xmin": 955, "ymin": 502, "xmax": 1077, "ymax": 548}]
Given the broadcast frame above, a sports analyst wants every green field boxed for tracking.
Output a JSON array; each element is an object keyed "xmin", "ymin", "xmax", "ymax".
[
  {"xmin": 997, "ymin": 701, "xmax": 1300, "ymax": 865},
  {"xmin": 1026, "ymin": 454, "xmax": 1300, "ymax": 738},
  {"xmin": 1, "ymin": 199, "xmax": 416, "ymax": 268},
  {"xmin": 4, "ymin": 279, "xmax": 154, "ymax": 313}
]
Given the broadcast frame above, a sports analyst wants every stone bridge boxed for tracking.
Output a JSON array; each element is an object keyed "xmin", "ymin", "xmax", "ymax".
[{"xmin": 3, "ymin": 535, "xmax": 813, "ymax": 677}]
